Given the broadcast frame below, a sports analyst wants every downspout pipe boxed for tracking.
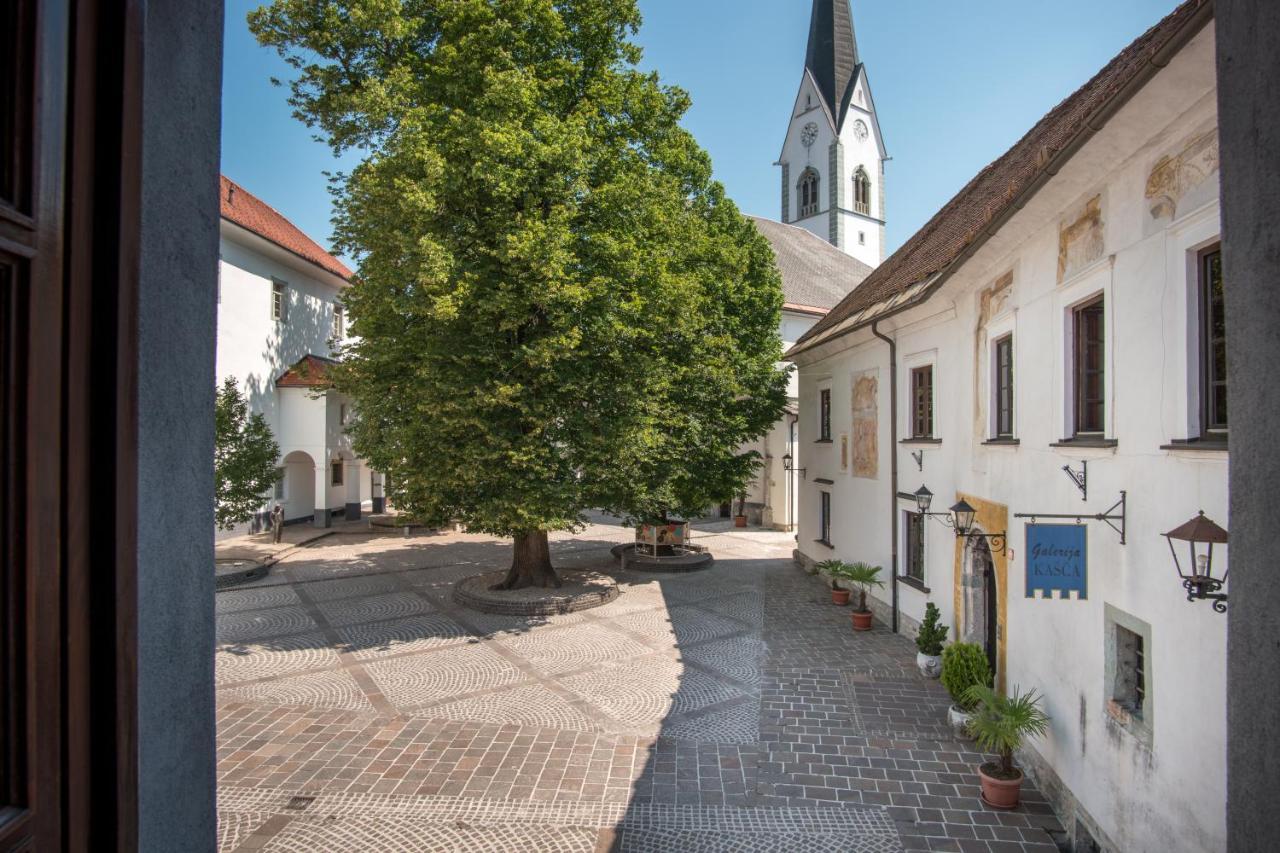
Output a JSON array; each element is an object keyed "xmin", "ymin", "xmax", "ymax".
[{"xmin": 872, "ymin": 320, "xmax": 900, "ymax": 634}]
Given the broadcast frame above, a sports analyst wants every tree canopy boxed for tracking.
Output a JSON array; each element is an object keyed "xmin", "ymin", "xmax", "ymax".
[
  {"xmin": 250, "ymin": 0, "xmax": 788, "ymax": 586},
  {"xmin": 215, "ymin": 377, "xmax": 281, "ymax": 531}
]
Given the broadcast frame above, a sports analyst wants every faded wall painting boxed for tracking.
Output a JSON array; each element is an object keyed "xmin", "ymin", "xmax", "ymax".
[
  {"xmin": 1146, "ymin": 127, "xmax": 1219, "ymax": 221},
  {"xmin": 851, "ymin": 369, "xmax": 878, "ymax": 479},
  {"xmin": 1057, "ymin": 195, "xmax": 1105, "ymax": 283}
]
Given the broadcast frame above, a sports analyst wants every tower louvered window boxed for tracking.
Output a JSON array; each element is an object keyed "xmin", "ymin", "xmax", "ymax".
[
  {"xmin": 798, "ymin": 169, "xmax": 820, "ymax": 218},
  {"xmin": 853, "ymin": 167, "xmax": 871, "ymax": 215}
]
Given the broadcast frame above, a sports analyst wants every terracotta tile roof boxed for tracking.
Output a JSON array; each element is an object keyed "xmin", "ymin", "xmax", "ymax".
[
  {"xmin": 220, "ymin": 175, "xmax": 352, "ymax": 281},
  {"xmin": 276, "ymin": 354, "xmax": 339, "ymax": 389},
  {"xmin": 749, "ymin": 216, "xmax": 873, "ymax": 312},
  {"xmin": 789, "ymin": 0, "xmax": 1213, "ymax": 357}
]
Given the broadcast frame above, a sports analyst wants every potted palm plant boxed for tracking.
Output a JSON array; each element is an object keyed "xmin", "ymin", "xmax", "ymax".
[
  {"xmin": 963, "ymin": 684, "xmax": 1051, "ymax": 809},
  {"xmin": 733, "ymin": 493, "xmax": 748, "ymax": 527},
  {"xmin": 914, "ymin": 603, "xmax": 948, "ymax": 678},
  {"xmin": 940, "ymin": 642, "xmax": 992, "ymax": 739},
  {"xmin": 834, "ymin": 562, "xmax": 882, "ymax": 631},
  {"xmin": 815, "ymin": 559, "xmax": 852, "ymax": 605}
]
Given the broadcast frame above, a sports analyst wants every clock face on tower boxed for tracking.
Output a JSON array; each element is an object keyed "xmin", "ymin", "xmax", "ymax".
[
  {"xmin": 853, "ymin": 120, "xmax": 869, "ymax": 142},
  {"xmin": 800, "ymin": 122, "xmax": 819, "ymax": 148}
]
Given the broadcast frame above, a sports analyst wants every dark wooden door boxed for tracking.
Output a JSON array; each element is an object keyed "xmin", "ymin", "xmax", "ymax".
[{"xmin": 2, "ymin": 0, "xmax": 144, "ymax": 849}]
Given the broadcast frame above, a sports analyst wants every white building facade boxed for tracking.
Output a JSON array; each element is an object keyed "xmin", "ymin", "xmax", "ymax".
[
  {"xmin": 217, "ymin": 176, "xmax": 381, "ymax": 532},
  {"xmin": 787, "ymin": 5, "xmax": 1225, "ymax": 852}
]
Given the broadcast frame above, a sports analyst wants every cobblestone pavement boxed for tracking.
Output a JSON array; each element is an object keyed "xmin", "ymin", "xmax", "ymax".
[{"xmin": 216, "ymin": 521, "xmax": 1064, "ymax": 852}]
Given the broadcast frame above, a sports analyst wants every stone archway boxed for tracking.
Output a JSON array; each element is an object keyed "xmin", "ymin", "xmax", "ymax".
[
  {"xmin": 281, "ymin": 450, "xmax": 316, "ymax": 523},
  {"xmin": 961, "ymin": 535, "xmax": 998, "ymax": 681}
]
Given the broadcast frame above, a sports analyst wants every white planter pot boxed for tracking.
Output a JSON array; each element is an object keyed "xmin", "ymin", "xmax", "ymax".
[
  {"xmin": 948, "ymin": 704, "xmax": 974, "ymax": 740},
  {"xmin": 917, "ymin": 651, "xmax": 943, "ymax": 679}
]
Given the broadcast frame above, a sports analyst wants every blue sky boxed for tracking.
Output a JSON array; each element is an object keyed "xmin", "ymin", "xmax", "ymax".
[{"xmin": 222, "ymin": 0, "xmax": 1181, "ymax": 258}]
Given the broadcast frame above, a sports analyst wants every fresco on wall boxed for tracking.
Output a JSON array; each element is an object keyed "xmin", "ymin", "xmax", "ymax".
[
  {"xmin": 1145, "ymin": 127, "xmax": 1219, "ymax": 221},
  {"xmin": 1057, "ymin": 194, "xmax": 1105, "ymax": 282},
  {"xmin": 851, "ymin": 370, "xmax": 878, "ymax": 479}
]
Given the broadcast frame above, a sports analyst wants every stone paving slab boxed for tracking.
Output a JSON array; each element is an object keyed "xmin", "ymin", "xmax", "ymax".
[{"xmin": 215, "ymin": 520, "xmax": 1065, "ymax": 852}]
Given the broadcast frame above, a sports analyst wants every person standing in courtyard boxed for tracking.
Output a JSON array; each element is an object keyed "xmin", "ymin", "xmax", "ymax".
[{"xmin": 270, "ymin": 504, "xmax": 284, "ymax": 544}]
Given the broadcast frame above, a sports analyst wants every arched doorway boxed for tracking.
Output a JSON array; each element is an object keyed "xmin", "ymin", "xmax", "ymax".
[
  {"xmin": 281, "ymin": 450, "xmax": 316, "ymax": 523},
  {"xmin": 963, "ymin": 536, "xmax": 998, "ymax": 679}
]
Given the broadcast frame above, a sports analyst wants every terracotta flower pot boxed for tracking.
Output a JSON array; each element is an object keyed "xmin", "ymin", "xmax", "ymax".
[
  {"xmin": 977, "ymin": 762, "xmax": 1024, "ymax": 809},
  {"xmin": 831, "ymin": 588, "xmax": 851, "ymax": 605},
  {"xmin": 734, "ymin": 515, "xmax": 747, "ymax": 528},
  {"xmin": 851, "ymin": 610, "xmax": 874, "ymax": 631}
]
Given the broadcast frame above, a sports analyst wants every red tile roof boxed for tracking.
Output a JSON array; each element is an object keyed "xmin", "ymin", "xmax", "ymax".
[
  {"xmin": 276, "ymin": 354, "xmax": 339, "ymax": 389},
  {"xmin": 220, "ymin": 175, "xmax": 352, "ymax": 281},
  {"xmin": 789, "ymin": 0, "xmax": 1213, "ymax": 357}
]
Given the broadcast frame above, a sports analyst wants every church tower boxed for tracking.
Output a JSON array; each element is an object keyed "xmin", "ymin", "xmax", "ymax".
[{"xmin": 778, "ymin": 0, "xmax": 886, "ymax": 267}]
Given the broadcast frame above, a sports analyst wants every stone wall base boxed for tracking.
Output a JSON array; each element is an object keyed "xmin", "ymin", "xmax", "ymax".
[{"xmin": 1015, "ymin": 743, "xmax": 1118, "ymax": 852}]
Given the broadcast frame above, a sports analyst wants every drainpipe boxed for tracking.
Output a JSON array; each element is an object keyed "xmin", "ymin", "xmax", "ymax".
[
  {"xmin": 872, "ymin": 320, "xmax": 900, "ymax": 634},
  {"xmin": 786, "ymin": 412, "xmax": 798, "ymax": 534}
]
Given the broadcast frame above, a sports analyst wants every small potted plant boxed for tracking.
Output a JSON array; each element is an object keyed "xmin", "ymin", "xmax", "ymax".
[
  {"xmin": 940, "ymin": 642, "xmax": 992, "ymax": 739},
  {"xmin": 964, "ymin": 684, "xmax": 1051, "ymax": 809},
  {"xmin": 733, "ymin": 493, "xmax": 748, "ymax": 527},
  {"xmin": 837, "ymin": 562, "xmax": 883, "ymax": 631},
  {"xmin": 815, "ymin": 559, "xmax": 852, "ymax": 605},
  {"xmin": 914, "ymin": 603, "xmax": 948, "ymax": 678}
]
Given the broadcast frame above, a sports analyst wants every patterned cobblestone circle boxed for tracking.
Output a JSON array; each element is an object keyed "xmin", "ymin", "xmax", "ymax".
[
  {"xmin": 363, "ymin": 643, "xmax": 526, "ymax": 709},
  {"xmin": 216, "ymin": 605, "xmax": 318, "ymax": 645},
  {"xmin": 216, "ymin": 585, "xmax": 302, "ymax": 614},
  {"xmin": 262, "ymin": 817, "xmax": 597, "ymax": 853},
  {"xmin": 334, "ymin": 613, "xmax": 470, "ymax": 659},
  {"xmin": 217, "ymin": 668, "xmax": 375, "ymax": 712},
  {"xmin": 453, "ymin": 570, "xmax": 619, "ymax": 616},
  {"xmin": 415, "ymin": 683, "xmax": 602, "ymax": 731},
  {"xmin": 215, "ymin": 632, "xmax": 341, "ymax": 685}
]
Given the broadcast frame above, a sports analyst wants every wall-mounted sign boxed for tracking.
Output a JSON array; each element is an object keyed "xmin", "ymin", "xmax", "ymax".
[{"xmin": 1025, "ymin": 524, "xmax": 1087, "ymax": 600}]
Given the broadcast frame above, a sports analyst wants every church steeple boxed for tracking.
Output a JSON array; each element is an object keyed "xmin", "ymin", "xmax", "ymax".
[{"xmin": 804, "ymin": 0, "xmax": 861, "ymax": 131}]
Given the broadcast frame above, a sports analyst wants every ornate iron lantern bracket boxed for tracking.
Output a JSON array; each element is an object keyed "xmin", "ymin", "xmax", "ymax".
[{"xmin": 1063, "ymin": 460, "xmax": 1087, "ymax": 500}]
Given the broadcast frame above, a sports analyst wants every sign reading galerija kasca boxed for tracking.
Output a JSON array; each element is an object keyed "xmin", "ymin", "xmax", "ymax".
[{"xmin": 1025, "ymin": 524, "xmax": 1088, "ymax": 600}]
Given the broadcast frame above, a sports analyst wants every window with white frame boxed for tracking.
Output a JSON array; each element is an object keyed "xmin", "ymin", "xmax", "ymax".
[
  {"xmin": 910, "ymin": 365, "xmax": 934, "ymax": 439},
  {"xmin": 1198, "ymin": 245, "xmax": 1227, "ymax": 437},
  {"xmin": 332, "ymin": 304, "xmax": 345, "ymax": 341},
  {"xmin": 993, "ymin": 334, "xmax": 1014, "ymax": 439},
  {"xmin": 271, "ymin": 278, "xmax": 287, "ymax": 321},
  {"xmin": 853, "ymin": 167, "xmax": 871, "ymax": 215},
  {"xmin": 797, "ymin": 168, "xmax": 820, "ymax": 218},
  {"xmin": 1072, "ymin": 295, "xmax": 1105, "ymax": 436}
]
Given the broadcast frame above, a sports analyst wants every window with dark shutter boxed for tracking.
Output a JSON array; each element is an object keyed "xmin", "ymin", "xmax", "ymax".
[
  {"xmin": 1200, "ymin": 248, "xmax": 1227, "ymax": 435},
  {"xmin": 1073, "ymin": 297, "xmax": 1105, "ymax": 435},
  {"xmin": 819, "ymin": 389, "xmax": 831, "ymax": 441},
  {"xmin": 995, "ymin": 335, "xmax": 1014, "ymax": 438},
  {"xmin": 911, "ymin": 366, "xmax": 934, "ymax": 439},
  {"xmin": 905, "ymin": 510, "xmax": 925, "ymax": 582}
]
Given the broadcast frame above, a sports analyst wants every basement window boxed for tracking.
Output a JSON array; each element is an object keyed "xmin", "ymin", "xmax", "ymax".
[{"xmin": 1105, "ymin": 604, "xmax": 1153, "ymax": 745}]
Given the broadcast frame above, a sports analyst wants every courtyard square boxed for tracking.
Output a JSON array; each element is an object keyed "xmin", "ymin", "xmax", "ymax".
[{"xmin": 215, "ymin": 520, "xmax": 1062, "ymax": 852}]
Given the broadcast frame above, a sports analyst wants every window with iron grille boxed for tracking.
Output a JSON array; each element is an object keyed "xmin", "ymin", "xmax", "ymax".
[
  {"xmin": 911, "ymin": 366, "xmax": 933, "ymax": 439},
  {"xmin": 819, "ymin": 388, "xmax": 831, "ymax": 441},
  {"xmin": 1200, "ymin": 247, "xmax": 1227, "ymax": 435},
  {"xmin": 904, "ymin": 510, "xmax": 925, "ymax": 582},
  {"xmin": 995, "ymin": 334, "xmax": 1014, "ymax": 438},
  {"xmin": 331, "ymin": 459, "xmax": 343, "ymax": 487},
  {"xmin": 1113, "ymin": 624, "xmax": 1146, "ymax": 719},
  {"xmin": 1073, "ymin": 297, "xmax": 1105, "ymax": 435},
  {"xmin": 819, "ymin": 491, "xmax": 831, "ymax": 544}
]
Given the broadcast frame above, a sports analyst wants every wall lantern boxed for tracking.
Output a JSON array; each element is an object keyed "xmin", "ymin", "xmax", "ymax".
[
  {"xmin": 782, "ymin": 453, "xmax": 807, "ymax": 479},
  {"xmin": 1163, "ymin": 511, "xmax": 1229, "ymax": 613},
  {"xmin": 912, "ymin": 485, "xmax": 1006, "ymax": 553}
]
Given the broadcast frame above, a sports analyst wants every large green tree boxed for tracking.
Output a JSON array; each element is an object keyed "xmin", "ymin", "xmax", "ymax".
[
  {"xmin": 251, "ymin": 0, "xmax": 787, "ymax": 588},
  {"xmin": 215, "ymin": 377, "xmax": 282, "ymax": 531}
]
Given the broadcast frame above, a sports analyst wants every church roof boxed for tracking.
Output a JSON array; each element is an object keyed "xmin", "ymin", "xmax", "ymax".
[
  {"xmin": 805, "ymin": 0, "xmax": 861, "ymax": 131},
  {"xmin": 788, "ymin": 0, "xmax": 1213, "ymax": 358},
  {"xmin": 749, "ymin": 217, "xmax": 873, "ymax": 313},
  {"xmin": 220, "ymin": 175, "xmax": 352, "ymax": 281}
]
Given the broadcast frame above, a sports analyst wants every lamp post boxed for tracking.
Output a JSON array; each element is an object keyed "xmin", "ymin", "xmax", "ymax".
[
  {"xmin": 913, "ymin": 485, "xmax": 1006, "ymax": 553},
  {"xmin": 1163, "ymin": 511, "xmax": 1229, "ymax": 613},
  {"xmin": 782, "ymin": 453, "xmax": 806, "ymax": 535}
]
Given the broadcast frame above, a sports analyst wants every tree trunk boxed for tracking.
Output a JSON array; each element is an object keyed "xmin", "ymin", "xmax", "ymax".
[{"xmin": 490, "ymin": 530, "xmax": 561, "ymax": 590}]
